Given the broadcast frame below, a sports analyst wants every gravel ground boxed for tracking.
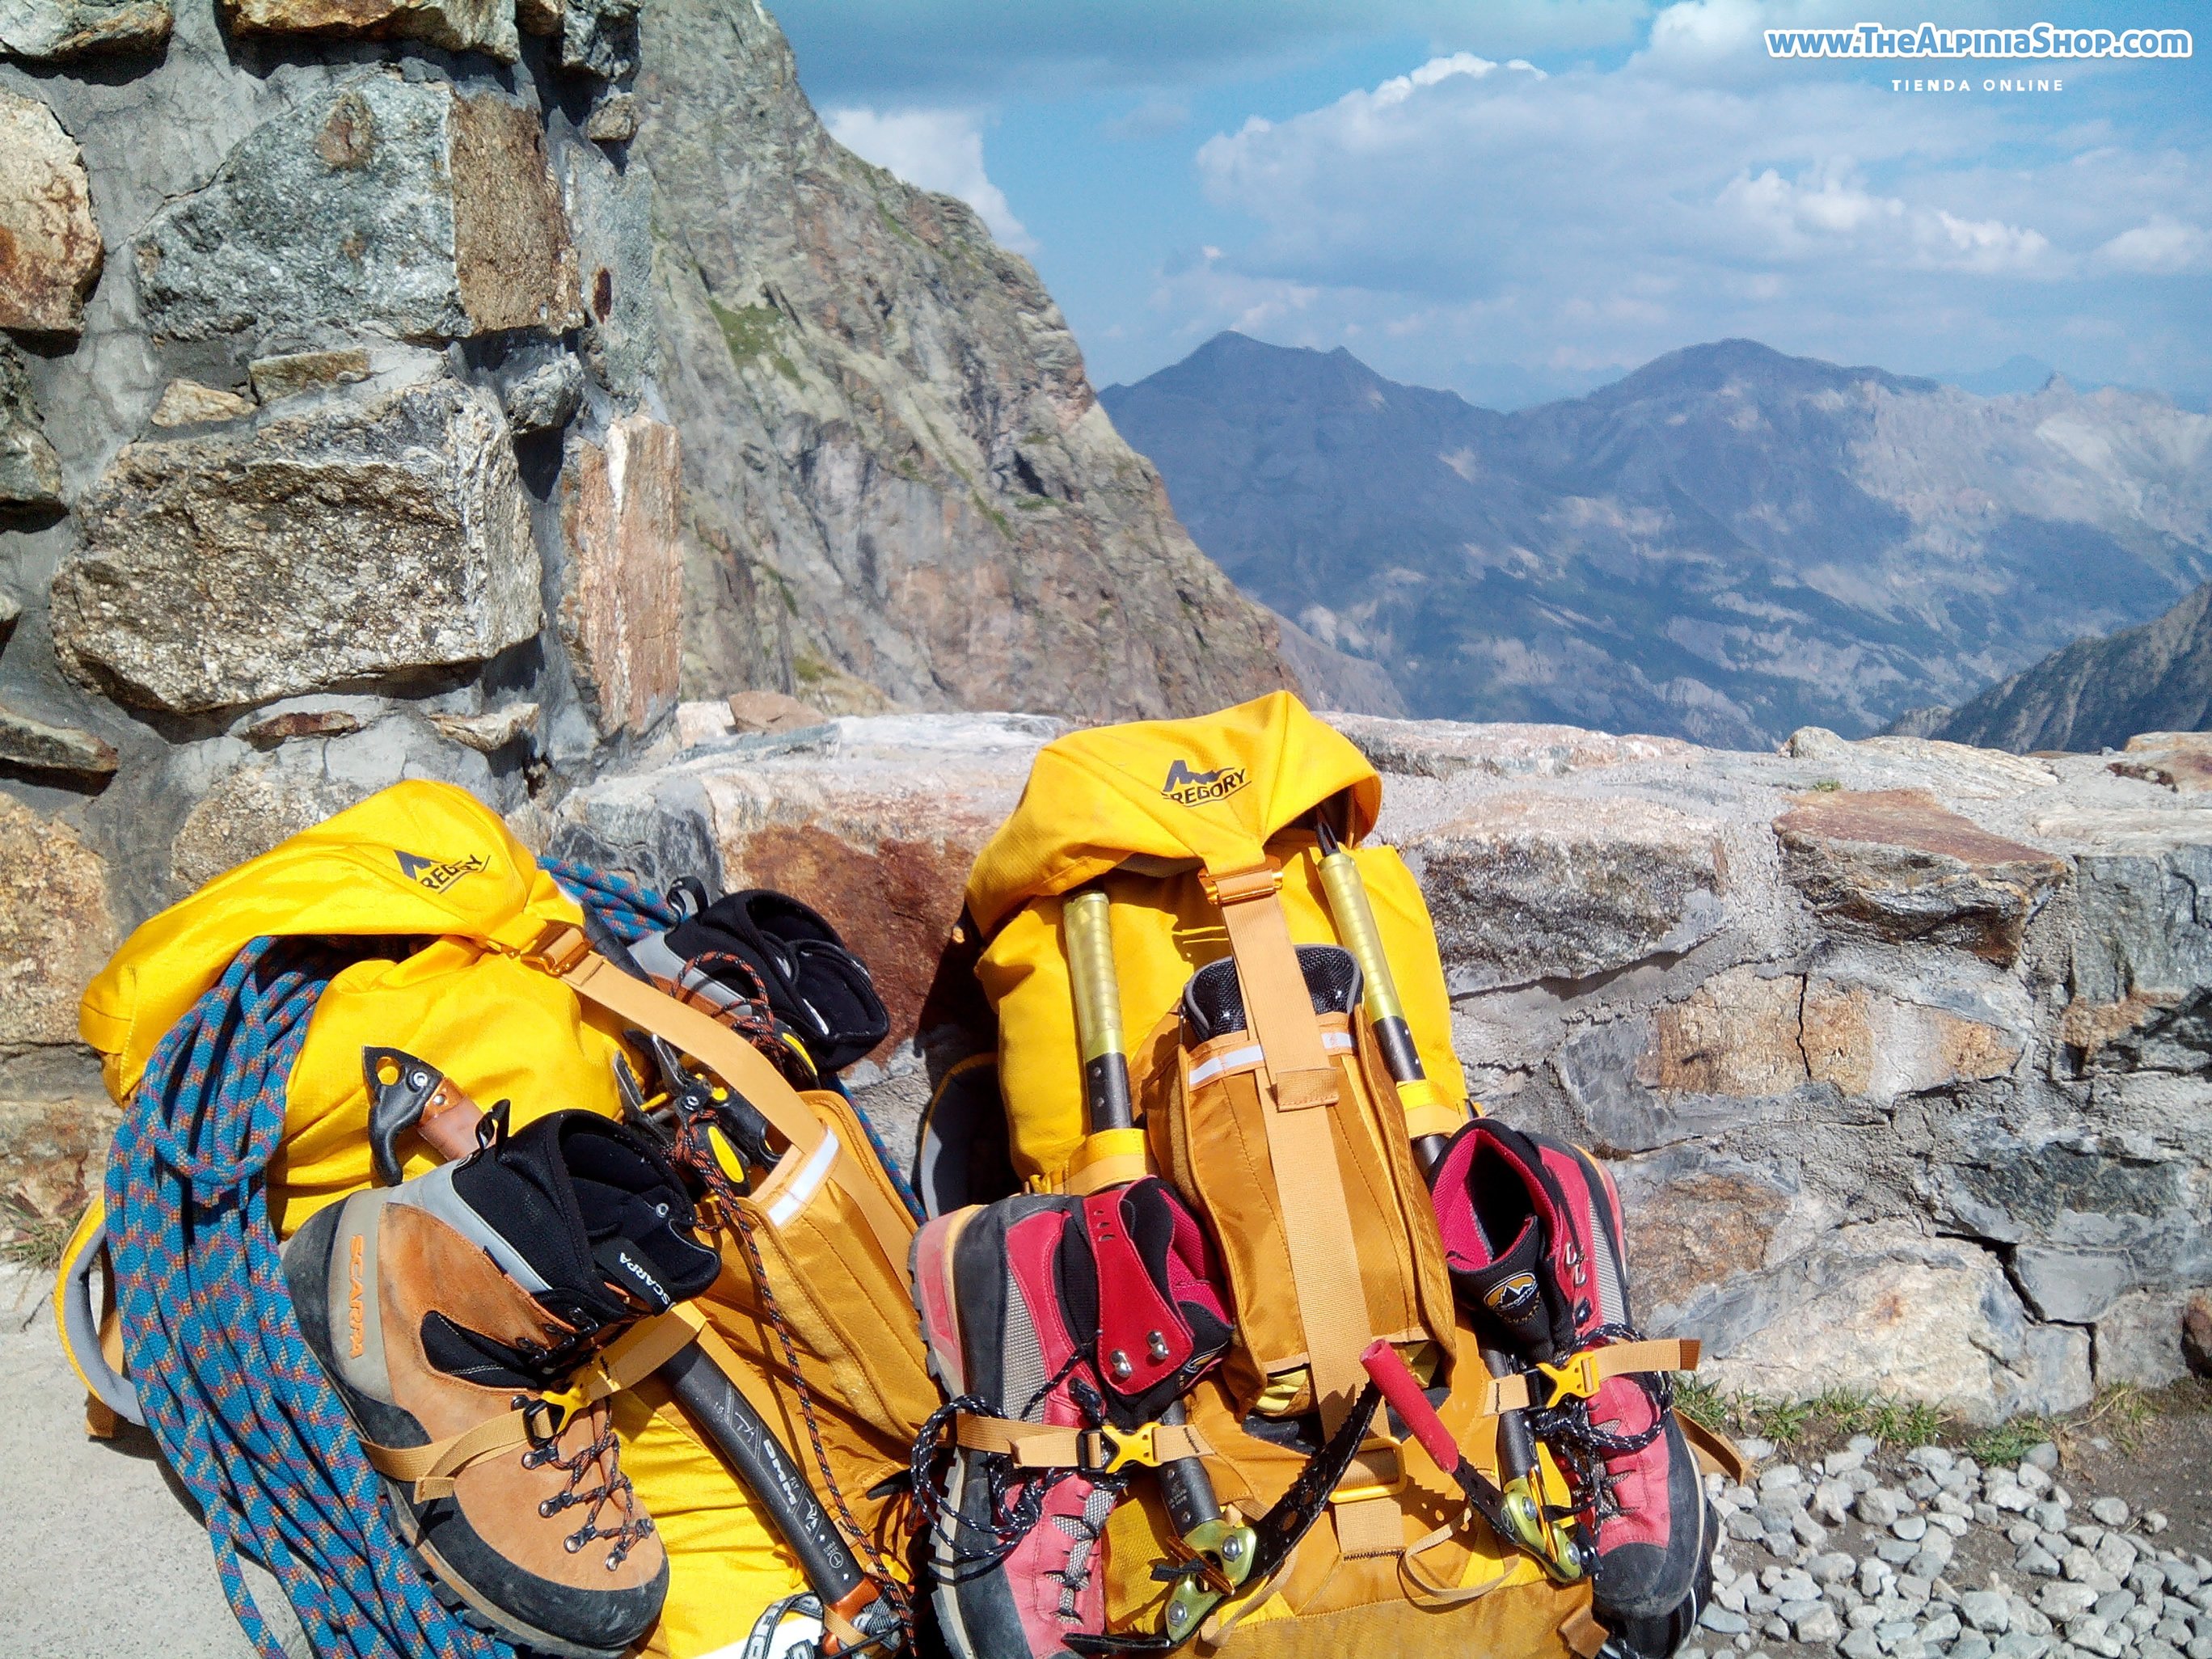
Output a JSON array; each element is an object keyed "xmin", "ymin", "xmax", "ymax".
[{"xmin": 1693, "ymin": 1420, "xmax": 2212, "ymax": 1659}]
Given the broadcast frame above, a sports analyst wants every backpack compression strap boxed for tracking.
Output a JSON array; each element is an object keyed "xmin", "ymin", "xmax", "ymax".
[
  {"xmin": 1205, "ymin": 862, "xmax": 1402, "ymax": 1560},
  {"xmin": 497, "ymin": 920, "xmax": 917, "ymax": 1288}
]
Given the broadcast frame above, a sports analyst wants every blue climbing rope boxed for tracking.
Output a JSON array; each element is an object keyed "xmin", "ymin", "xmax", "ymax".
[{"xmin": 105, "ymin": 935, "xmax": 517, "ymax": 1659}]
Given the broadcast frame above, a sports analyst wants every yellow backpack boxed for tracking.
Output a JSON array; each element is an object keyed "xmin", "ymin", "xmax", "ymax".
[
  {"xmin": 963, "ymin": 692, "xmax": 1609, "ymax": 1657},
  {"xmin": 59, "ymin": 779, "xmax": 932, "ymax": 1659}
]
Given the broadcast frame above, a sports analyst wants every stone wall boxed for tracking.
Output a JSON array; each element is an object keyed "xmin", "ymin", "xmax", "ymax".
[
  {"xmin": 0, "ymin": 0, "xmax": 1312, "ymax": 1243},
  {"xmin": 556, "ymin": 714, "xmax": 2212, "ymax": 1423}
]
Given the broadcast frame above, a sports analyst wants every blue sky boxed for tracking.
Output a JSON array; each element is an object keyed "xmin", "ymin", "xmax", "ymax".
[{"xmin": 769, "ymin": 2, "xmax": 2212, "ymax": 409}]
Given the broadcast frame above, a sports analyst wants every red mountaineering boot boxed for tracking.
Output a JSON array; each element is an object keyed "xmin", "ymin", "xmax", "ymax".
[
  {"xmin": 911, "ymin": 1176, "xmax": 1234, "ymax": 1659},
  {"xmin": 285, "ymin": 1109, "xmax": 722, "ymax": 1659},
  {"xmin": 1427, "ymin": 1118, "xmax": 1710, "ymax": 1640}
]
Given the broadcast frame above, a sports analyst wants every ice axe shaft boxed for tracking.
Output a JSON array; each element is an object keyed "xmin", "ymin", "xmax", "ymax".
[{"xmin": 1062, "ymin": 889, "xmax": 1253, "ymax": 1644}]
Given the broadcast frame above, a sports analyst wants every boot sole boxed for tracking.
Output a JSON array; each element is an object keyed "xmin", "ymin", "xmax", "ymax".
[{"xmin": 284, "ymin": 1197, "xmax": 646, "ymax": 1659}]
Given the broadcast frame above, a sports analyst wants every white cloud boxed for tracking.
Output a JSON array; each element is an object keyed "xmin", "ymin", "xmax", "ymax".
[
  {"xmin": 2095, "ymin": 217, "xmax": 2212, "ymax": 276},
  {"xmin": 1179, "ymin": 29, "xmax": 2206, "ymax": 395},
  {"xmin": 824, "ymin": 106, "xmax": 1038, "ymax": 254}
]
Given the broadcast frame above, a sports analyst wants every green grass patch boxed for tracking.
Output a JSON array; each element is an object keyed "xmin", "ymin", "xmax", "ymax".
[
  {"xmin": 0, "ymin": 1197, "xmax": 70, "ymax": 1275},
  {"xmin": 707, "ymin": 298, "xmax": 804, "ymax": 385},
  {"xmin": 970, "ymin": 492, "xmax": 1012, "ymax": 536},
  {"xmin": 1675, "ymin": 1378, "xmax": 1945, "ymax": 1458},
  {"xmin": 792, "ymin": 650, "xmax": 834, "ymax": 687}
]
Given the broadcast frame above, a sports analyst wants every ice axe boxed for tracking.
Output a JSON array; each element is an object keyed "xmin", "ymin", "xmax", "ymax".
[{"xmin": 1062, "ymin": 889, "xmax": 1256, "ymax": 1648}]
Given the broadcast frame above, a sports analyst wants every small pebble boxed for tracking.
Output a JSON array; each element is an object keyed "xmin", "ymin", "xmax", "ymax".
[
  {"xmin": 1906, "ymin": 1474, "xmax": 1941, "ymax": 1501},
  {"xmin": 1910, "ymin": 1446, "xmax": 1957, "ymax": 1472},
  {"xmin": 2025, "ymin": 1442, "xmax": 2060, "ymax": 1471},
  {"xmin": 2090, "ymin": 1497, "xmax": 2130, "ymax": 1528},
  {"xmin": 1758, "ymin": 1464, "xmax": 1805, "ymax": 1494},
  {"xmin": 1736, "ymin": 1437, "xmax": 1775, "ymax": 1461},
  {"xmin": 1860, "ymin": 1489, "xmax": 1906, "ymax": 1528},
  {"xmin": 2145, "ymin": 1511, "xmax": 2171, "ymax": 1535},
  {"xmin": 2020, "ymin": 1547, "xmax": 2063, "ymax": 1577},
  {"xmin": 1897, "ymin": 1515, "xmax": 1931, "ymax": 1542},
  {"xmin": 1953, "ymin": 1633, "xmax": 1995, "ymax": 1659},
  {"xmin": 1701, "ymin": 1606, "xmax": 1750, "ymax": 1636},
  {"xmin": 1842, "ymin": 1629, "xmax": 1884, "ymax": 1659},
  {"xmin": 1880, "ymin": 1539, "xmax": 1923, "ymax": 1565}
]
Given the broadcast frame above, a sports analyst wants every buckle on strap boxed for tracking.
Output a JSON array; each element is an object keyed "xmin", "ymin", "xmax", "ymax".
[
  {"xmin": 1531, "ymin": 1351, "xmax": 1606, "ymax": 1407},
  {"xmin": 1079, "ymin": 1421, "xmax": 1161, "ymax": 1474}
]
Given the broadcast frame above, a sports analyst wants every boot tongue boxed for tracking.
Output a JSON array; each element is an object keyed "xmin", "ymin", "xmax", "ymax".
[{"xmin": 1449, "ymin": 1220, "xmax": 1556, "ymax": 1361}]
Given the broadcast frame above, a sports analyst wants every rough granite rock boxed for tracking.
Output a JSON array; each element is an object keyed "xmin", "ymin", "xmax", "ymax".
[
  {"xmin": 135, "ymin": 73, "xmax": 579, "ymax": 347},
  {"xmin": 0, "ymin": 701, "xmax": 117, "ymax": 775},
  {"xmin": 0, "ymin": 340, "xmax": 63, "ymax": 507},
  {"xmin": 2062, "ymin": 838, "xmax": 2212, "ymax": 1072},
  {"xmin": 248, "ymin": 346, "xmax": 369, "ymax": 403},
  {"xmin": 1679, "ymin": 1222, "xmax": 2092, "ymax": 1422},
  {"xmin": 0, "ymin": 0, "xmax": 170, "ymax": 58},
  {"xmin": 428, "ymin": 702, "xmax": 538, "ymax": 754},
  {"xmin": 632, "ymin": 0, "xmax": 1294, "ymax": 720},
  {"xmin": 0, "ymin": 92, "xmax": 102, "ymax": 336},
  {"xmin": 0, "ymin": 795, "xmax": 114, "ymax": 1050},
  {"xmin": 148, "ymin": 378, "xmax": 256, "ymax": 427},
  {"xmin": 558, "ymin": 415, "xmax": 683, "ymax": 737},
  {"xmin": 1409, "ymin": 792, "xmax": 1726, "ymax": 992},
  {"xmin": 2092, "ymin": 1288, "xmax": 2206, "ymax": 1389},
  {"xmin": 169, "ymin": 760, "xmax": 370, "ymax": 891},
  {"xmin": 559, "ymin": 0, "xmax": 634, "ymax": 77},
  {"xmin": 1775, "ymin": 788, "xmax": 2068, "ymax": 964},
  {"xmin": 218, "ymin": 0, "xmax": 516, "ymax": 60},
  {"xmin": 53, "ymin": 376, "xmax": 539, "ymax": 713},
  {"xmin": 499, "ymin": 354, "xmax": 584, "ymax": 433}
]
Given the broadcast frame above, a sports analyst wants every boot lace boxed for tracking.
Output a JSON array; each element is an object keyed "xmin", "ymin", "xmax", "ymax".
[
  {"xmin": 1525, "ymin": 1323, "xmax": 1674, "ymax": 1527},
  {"xmin": 520, "ymin": 1399, "xmax": 656, "ymax": 1569}
]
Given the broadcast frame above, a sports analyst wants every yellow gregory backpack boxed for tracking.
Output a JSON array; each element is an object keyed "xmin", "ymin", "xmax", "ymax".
[
  {"xmin": 60, "ymin": 779, "xmax": 934, "ymax": 1659},
  {"xmin": 963, "ymin": 693, "xmax": 1612, "ymax": 1657}
]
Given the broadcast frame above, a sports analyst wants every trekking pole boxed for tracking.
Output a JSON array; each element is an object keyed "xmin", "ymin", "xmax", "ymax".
[
  {"xmin": 367, "ymin": 1049, "xmax": 903, "ymax": 1655},
  {"xmin": 1064, "ymin": 890, "xmax": 1256, "ymax": 1644},
  {"xmin": 1307, "ymin": 822, "xmax": 1581, "ymax": 1581}
]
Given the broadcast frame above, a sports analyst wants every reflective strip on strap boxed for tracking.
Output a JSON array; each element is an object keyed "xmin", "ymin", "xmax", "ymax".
[
  {"xmin": 528, "ymin": 932, "xmax": 914, "ymax": 1284},
  {"xmin": 766, "ymin": 1124, "xmax": 842, "ymax": 1227},
  {"xmin": 1186, "ymin": 1029, "xmax": 1353, "ymax": 1090}
]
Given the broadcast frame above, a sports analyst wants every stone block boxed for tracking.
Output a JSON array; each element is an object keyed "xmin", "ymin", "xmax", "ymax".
[
  {"xmin": 554, "ymin": 716, "xmax": 1058, "ymax": 1053},
  {"xmin": 1774, "ymin": 788, "xmax": 2066, "ymax": 965},
  {"xmin": 2093, "ymin": 1289, "xmax": 2207, "ymax": 1389},
  {"xmin": 2109, "ymin": 734, "xmax": 2212, "ymax": 795},
  {"xmin": 241, "ymin": 707, "xmax": 364, "ymax": 745},
  {"xmin": 219, "ymin": 0, "xmax": 515, "ymax": 61},
  {"xmin": 2011, "ymin": 1247, "xmax": 2137, "ymax": 1324},
  {"xmin": 0, "ymin": 340, "xmax": 62, "ymax": 508},
  {"xmin": 1552, "ymin": 1007, "xmax": 1791, "ymax": 1154},
  {"xmin": 1410, "ymin": 792, "xmax": 1726, "ymax": 990},
  {"xmin": 135, "ymin": 74, "xmax": 579, "ymax": 347},
  {"xmin": 2063, "ymin": 843, "xmax": 2212, "ymax": 1072},
  {"xmin": 1800, "ymin": 978, "xmax": 2022, "ymax": 1099},
  {"xmin": 0, "ymin": 703, "xmax": 118, "ymax": 777},
  {"xmin": 0, "ymin": 796, "xmax": 115, "ymax": 1050},
  {"xmin": 0, "ymin": 93, "xmax": 101, "ymax": 336},
  {"xmin": 247, "ymin": 346, "xmax": 369, "ymax": 403},
  {"xmin": 0, "ymin": 1069, "xmax": 117, "ymax": 1233},
  {"xmin": 149, "ymin": 379, "xmax": 255, "ymax": 428},
  {"xmin": 728, "ymin": 690, "xmax": 829, "ymax": 735},
  {"xmin": 499, "ymin": 355, "xmax": 583, "ymax": 434},
  {"xmin": 428, "ymin": 703, "xmax": 538, "ymax": 754},
  {"xmin": 0, "ymin": 0, "xmax": 170, "ymax": 57},
  {"xmin": 1657, "ymin": 965, "xmax": 1807, "ymax": 1095},
  {"xmin": 558, "ymin": 416, "xmax": 683, "ymax": 737},
  {"xmin": 53, "ymin": 377, "xmax": 539, "ymax": 714},
  {"xmin": 558, "ymin": 0, "xmax": 635, "ymax": 77},
  {"xmin": 1615, "ymin": 1151, "xmax": 1793, "ymax": 1313},
  {"xmin": 1331, "ymin": 715, "xmax": 1695, "ymax": 780},
  {"xmin": 168, "ymin": 759, "xmax": 369, "ymax": 893},
  {"xmin": 1685, "ymin": 1222, "xmax": 2092, "ymax": 1422}
]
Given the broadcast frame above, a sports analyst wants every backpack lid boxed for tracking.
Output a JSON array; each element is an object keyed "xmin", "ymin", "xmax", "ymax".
[
  {"xmin": 964, "ymin": 692, "xmax": 1382, "ymax": 935},
  {"xmin": 81, "ymin": 779, "xmax": 580, "ymax": 1099}
]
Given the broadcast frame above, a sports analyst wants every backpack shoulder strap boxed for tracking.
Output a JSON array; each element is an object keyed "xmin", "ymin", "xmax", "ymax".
[{"xmin": 500, "ymin": 921, "xmax": 916, "ymax": 1285}]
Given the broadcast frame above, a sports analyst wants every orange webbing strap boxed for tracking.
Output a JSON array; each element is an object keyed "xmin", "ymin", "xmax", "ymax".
[
  {"xmin": 1682, "ymin": 1414, "xmax": 1750, "ymax": 1485},
  {"xmin": 366, "ymin": 1310, "xmax": 699, "ymax": 1499},
  {"xmin": 521, "ymin": 927, "xmax": 914, "ymax": 1288},
  {"xmin": 951, "ymin": 1412, "xmax": 1214, "ymax": 1471},
  {"xmin": 1210, "ymin": 863, "xmax": 1398, "ymax": 1558}
]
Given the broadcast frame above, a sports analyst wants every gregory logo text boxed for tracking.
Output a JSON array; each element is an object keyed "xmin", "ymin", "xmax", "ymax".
[
  {"xmin": 1161, "ymin": 759, "xmax": 1248, "ymax": 806},
  {"xmin": 395, "ymin": 849, "xmax": 488, "ymax": 892}
]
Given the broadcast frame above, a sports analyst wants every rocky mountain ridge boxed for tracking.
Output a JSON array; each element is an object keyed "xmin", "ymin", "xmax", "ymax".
[
  {"xmin": 1101, "ymin": 333, "xmax": 2212, "ymax": 748},
  {"xmin": 1906, "ymin": 581, "xmax": 2212, "ymax": 754}
]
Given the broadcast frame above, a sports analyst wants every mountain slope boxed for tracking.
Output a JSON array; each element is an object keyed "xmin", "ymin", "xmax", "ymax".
[
  {"xmin": 634, "ymin": 5, "xmax": 1302, "ymax": 721},
  {"xmin": 1102, "ymin": 333, "xmax": 2212, "ymax": 746},
  {"xmin": 1919, "ymin": 581, "xmax": 2212, "ymax": 752}
]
